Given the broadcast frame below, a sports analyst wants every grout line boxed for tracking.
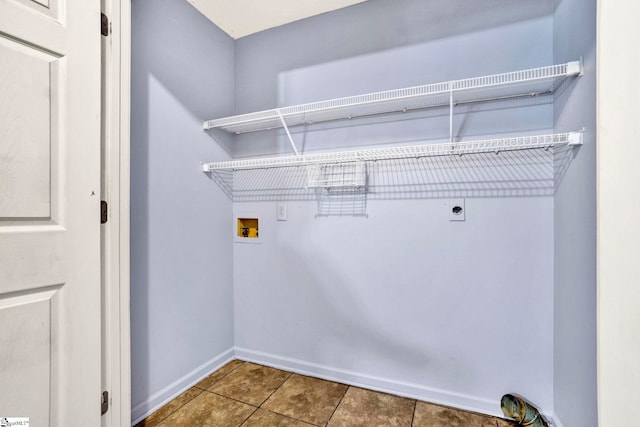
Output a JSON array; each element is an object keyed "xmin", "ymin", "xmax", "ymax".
[
  {"xmin": 199, "ymin": 368, "xmax": 293, "ymax": 409},
  {"xmin": 143, "ymin": 360, "xmax": 506, "ymax": 427},
  {"xmin": 259, "ymin": 408, "xmax": 319, "ymax": 426},
  {"xmin": 193, "ymin": 360, "xmax": 246, "ymax": 390},
  {"xmin": 203, "ymin": 389, "xmax": 260, "ymax": 408},
  {"xmin": 410, "ymin": 399, "xmax": 417, "ymax": 427},
  {"xmin": 137, "ymin": 388, "xmax": 204, "ymax": 427},
  {"xmin": 257, "ymin": 370, "xmax": 294, "ymax": 406},
  {"xmin": 324, "ymin": 384, "xmax": 350, "ymax": 426},
  {"xmin": 237, "ymin": 406, "xmax": 260, "ymax": 427}
]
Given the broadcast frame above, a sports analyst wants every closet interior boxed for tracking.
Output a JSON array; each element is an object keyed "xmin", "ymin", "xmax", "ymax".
[{"xmin": 130, "ymin": 0, "xmax": 596, "ymax": 425}]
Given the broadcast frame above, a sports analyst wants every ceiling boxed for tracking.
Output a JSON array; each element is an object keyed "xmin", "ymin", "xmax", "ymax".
[{"xmin": 186, "ymin": 0, "xmax": 368, "ymax": 39}]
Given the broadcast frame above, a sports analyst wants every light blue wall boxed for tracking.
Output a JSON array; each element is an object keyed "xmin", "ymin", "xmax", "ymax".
[
  {"xmin": 234, "ymin": 0, "xmax": 555, "ymax": 158},
  {"xmin": 233, "ymin": 1, "xmax": 557, "ymax": 416},
  {"xmin": 553, "ymin": 0, "xmax": 598, "ymax": 425},
  {"xmin": 130, "ymin": 0, "xmax": 234, "ymax": 417}
]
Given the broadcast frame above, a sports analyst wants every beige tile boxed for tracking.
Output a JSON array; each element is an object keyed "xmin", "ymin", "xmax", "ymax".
[
  {"xmin": 209, "ymin": 362, "xmax": 291, "ymax": 406},
  {"xmin": 413, "ymin": 401, "xmax": 497, "ymax": 427},
  {"xmin": 194, "ymin": 360, "xmax": 245, "ymax": 390},
  {"xmin": 242, "ymin": 408, "xmax": 315, "ymax": 427},
  {"xmin": 262, "ymin": 374, "xmax": 348, "ymax": 426},
  {"xmin": 327, "ymin": 387, "xmax": 414, "ymax": 427},
  {"xmin": 134, "ymin": 387, "xmax": 203, "ymax": 427},
  {"xmin": 157, "ymin": 391, "xmax": 255, "ymax": 427}
]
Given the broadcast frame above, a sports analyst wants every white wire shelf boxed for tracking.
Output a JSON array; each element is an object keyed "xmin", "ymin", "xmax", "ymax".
[
  {"xmin": 202, "ymin": 132, "xmax": 583, "ymax": 172},
  {"xmin": 203, "ymin": 61, "xmax": 582, "ymax": 134}
]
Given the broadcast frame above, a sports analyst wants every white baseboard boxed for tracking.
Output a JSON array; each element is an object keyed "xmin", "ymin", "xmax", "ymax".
[
  {"xmin": 131, "ymin": 347, "xmax": 235, "ymax": 425},
  {"xmin": 131, "ymin": 346, "xmax": 563, "ymax": 427},
  {"xmin": 550, "ymin": 413, "xmax": 564, "ymax": 427},
  {"xmin": 234, "ymin": 346, "xmax": 505, "ymax": 419}
]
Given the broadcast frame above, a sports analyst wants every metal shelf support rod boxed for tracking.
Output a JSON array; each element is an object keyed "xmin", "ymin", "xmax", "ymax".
[
  {"xmin": 449, "ymin": 83, "xmax": 454, "ymax": 144},
  {"xmin": 278, "ymin": 110, "xmax": 300, "ymax": 156}
]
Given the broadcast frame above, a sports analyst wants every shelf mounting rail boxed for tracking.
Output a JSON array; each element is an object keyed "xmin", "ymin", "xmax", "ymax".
[{"xmin": 202, "ymin": 132, "xmax": 583, "ymax": 172}]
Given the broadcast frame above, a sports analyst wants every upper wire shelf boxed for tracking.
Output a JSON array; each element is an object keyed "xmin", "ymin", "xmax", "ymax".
[
  {"xmin": 202, "ymin": 132, "xmax": 583, "ymax": 172},
  {"xmin": 203, "ymin": 61, "xmax": 582, "ymax": 134}
]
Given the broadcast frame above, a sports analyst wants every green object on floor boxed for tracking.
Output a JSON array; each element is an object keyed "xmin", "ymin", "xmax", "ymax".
[{"xmin": 501, "ymin": 394, "xmax": 548, "ymax": 427}]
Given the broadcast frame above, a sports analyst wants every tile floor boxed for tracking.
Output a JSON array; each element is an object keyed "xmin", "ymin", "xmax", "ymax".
[{"xmin": 135, "ymin": 361, "xmax": 519, "ymax": 427}]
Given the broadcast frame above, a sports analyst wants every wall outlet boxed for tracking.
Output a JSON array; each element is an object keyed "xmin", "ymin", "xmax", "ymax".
[
  {"xmin": 277, "ymin": 203, "xmax": 287, "ymax": 221},
  {"xmin": 449, "ymin": 199, "xmax": 465, "ymax": 221}
]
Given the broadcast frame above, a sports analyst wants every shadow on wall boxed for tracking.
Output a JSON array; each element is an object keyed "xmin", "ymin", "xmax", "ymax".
[
  {"xmin": 206, "ymin": 147, "xmax": 575, "ymax": 215},
  {"xmin": 130, "ymin": 66, "xmax": 151, "ymax": 407},
  {"xmin": 133, "ymin": 0, "xmax": 235, "ymax": 155},
  {"xmin": 315, "ymin": 188, "xmax": 368, "ymax": 218},
  {"xmin": 232, "ymin": 91, "xmax": 556, "ymax": 158},
  {"xmin": 554, "ymin": 144, "xmax": 579, "ymax": 192},
  {"xmin": 130, "ymin": 0, "xmax": 235, "ymax": 408}
]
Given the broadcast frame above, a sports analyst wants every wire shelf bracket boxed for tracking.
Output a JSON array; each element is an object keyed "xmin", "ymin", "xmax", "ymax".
[{"xmin": 277, "ymin": 110, "xmax": 299, "ymax": 155}]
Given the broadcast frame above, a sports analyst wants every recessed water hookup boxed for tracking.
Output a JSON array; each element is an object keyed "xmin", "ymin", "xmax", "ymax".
[
  {"xmin": 235, "ymin": 214, "xmax": 262, "ymax": 243},
  {"xmin": 449, "ymin": 199, "xmax": 465, "ymax": 221}
]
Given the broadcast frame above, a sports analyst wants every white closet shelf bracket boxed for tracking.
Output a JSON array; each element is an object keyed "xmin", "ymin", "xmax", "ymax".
[
  {"xmin": 202, "ymin": 61, "xmax": 583, "ymax": 134},
  {"xmin": 201, "ymin": 132, "xmax": 583, "ymax": 172},
  {"xmin": 277, "ymin": 110, "xmax": 299, "ymax": 155},
  {"xmin": 568, "ymin": 131, "xmax": 584, "ymax": 145}
]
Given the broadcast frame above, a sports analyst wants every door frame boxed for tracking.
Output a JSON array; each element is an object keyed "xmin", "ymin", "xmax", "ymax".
[
  {"xmin": 102, "ymin": 0, "xmax": 131, "ymax": 426},
  {"xmin": 596, "ymin": 0, "xmax": 640, "ymax": 424}
]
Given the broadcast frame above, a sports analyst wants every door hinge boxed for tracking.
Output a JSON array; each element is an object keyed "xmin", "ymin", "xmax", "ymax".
[
  {"xmin": 101, "ymin": 200, "xmax": 108, "ymax": 224},
  {"xmin": 101, "ymin": 391, "xmax": 109, "ymax": 415},
  {"xmin": 101, "ymin": 12, "xmax": 110, "ymax": 37}
]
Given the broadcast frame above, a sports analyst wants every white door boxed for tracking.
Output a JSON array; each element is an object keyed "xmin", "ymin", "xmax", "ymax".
[{"xmin": 0, "ymin": 0, "xmax": 102, "ymax": 425}]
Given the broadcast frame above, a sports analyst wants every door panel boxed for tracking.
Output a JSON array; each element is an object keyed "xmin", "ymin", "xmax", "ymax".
[
  {"xmin": 0, "ymin": 36, "xmax": 56, "ymax": 219},
  {"xmin": 0, "ymin": 0, "xmax": 101, "ymax": 425},
  {"xmin": 0, "ymin": 286, "xmax": 61, "ymax": 426},
  {"xmin": 8, "ymin": 0, "xmax": 59, "ymax": 20}
]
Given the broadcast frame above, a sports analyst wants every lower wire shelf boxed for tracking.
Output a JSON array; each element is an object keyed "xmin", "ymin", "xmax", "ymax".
[{"xmin": 202, "ymin": 132, "xmax": 582, "ymax": 174}]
